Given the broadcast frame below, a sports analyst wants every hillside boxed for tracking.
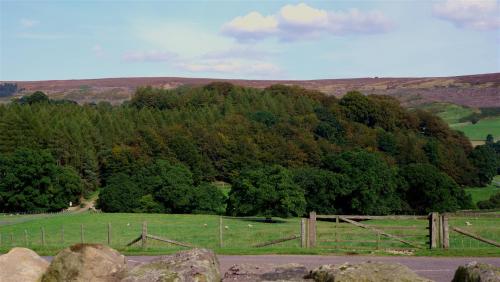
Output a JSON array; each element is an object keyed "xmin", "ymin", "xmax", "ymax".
[{"xmin": 2, "ymin": 73, "xmax": 499, "ymax": 107}]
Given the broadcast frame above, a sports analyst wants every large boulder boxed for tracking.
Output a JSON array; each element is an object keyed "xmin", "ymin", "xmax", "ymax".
[
  {"xmin": 307, "ymin": 262, "xmax": 432, "ymax": 282},
  {"xmin": 0, "ymin": 247, "xmax": 49, "ymax": 282},
  {"xmin": 223, "ymin": 263, "xmax": 311, "ymax": 281},
  {"xmin": 452, "ymin": 261, "xmax": 500, "ymax": 282},
  {"xmin": 42, "ymin": 243, "xmax": 127, "ymax": 282},
  {"xmin": 122, "ymin": 248, "xmax": 220, "ymax": 282}
]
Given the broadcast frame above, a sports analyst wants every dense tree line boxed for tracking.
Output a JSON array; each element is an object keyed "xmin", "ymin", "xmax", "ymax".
[{"xmin": 0, "ymin": 84, "xmax": 497, "ymax": 214}]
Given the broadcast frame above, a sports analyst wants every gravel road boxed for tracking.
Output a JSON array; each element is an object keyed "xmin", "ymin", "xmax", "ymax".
[{"xmin": 123, "ymin": 255, "xmax": 500, "ymax": 282}]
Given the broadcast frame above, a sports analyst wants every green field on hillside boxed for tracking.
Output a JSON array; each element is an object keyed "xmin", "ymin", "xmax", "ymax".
[
  {"xmin": 452, "ymin": 117, "xmax": 500, "ymax": 142},
  {"xmin": 419, "ymin": 102, "xmax": 500, "ymax": 142},
  {"xmin": 465, "ymin": 176, "xmax": 500, "ymax": 208},
  {"xmin": 1, "ymin": 212, "xmax": 498, "ymax": 257},
  {"xmin": 419, "ymin": 103, "xmax": 475, "ymax": 124}
]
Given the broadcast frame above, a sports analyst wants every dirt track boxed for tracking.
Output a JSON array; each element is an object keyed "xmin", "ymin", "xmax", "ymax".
[{"xmin": 124, "ymin": 255, "xmax": 500, "ymax": 282}]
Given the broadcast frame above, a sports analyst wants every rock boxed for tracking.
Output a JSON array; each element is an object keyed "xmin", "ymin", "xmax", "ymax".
[
  {"xmin": 307, "ymin": 262, "xmax": 432, "ymax": 282},
  {"xmin": 122, "ymin": 248, "xmax": 220, "ymax": 282},
  {"xmin": 0, "ymin": 247, "xmax": 49, "ymax": 282},
  {"xmin": 452, "ymin": 261, "xmax": 500, "ymax": 282},
  {"xmin": 42, "ymin": 243, "xmax": 127, "ymax": 282},
  {"xmin": 223, "ymin": 263, "xmax": 311, "ymax": 281}
]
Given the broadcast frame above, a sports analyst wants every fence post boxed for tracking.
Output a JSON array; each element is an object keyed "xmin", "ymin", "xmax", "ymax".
[
  {"xmin": 41, "ymin": 227, "xmax": 46, "ymax": 247},
  {"xmin": 308, "ymin": 211, "xmax": 316, "ymax": 248},
  {"xmin": 108, "ymin": 223, "xmax": 112, "ymax": 245},
  {"xmin": 141, "ymin": 221, "xmax": 147, "ymax": 249},
  {"xmin": 219, "ymin": 217, "xmax": 223, "ymax": 248},
  {"xmin": 300, "ymin": 218, "xmax": 306, "ymax": 248},
  {"xmin": 442, "ymin": 215, "xmax": 449, "ymax": 249},
  {"xmin": 61, "ymin": 226, "xmax": 64, "ymax": 244},
  {"xmin": 429, "ymin": 212, "xmax": 439, "ymax": 249},
  {"xmin": 80, "ymin": 224, "xmax": 84, "ymax": 243},
  {"xmin": 10, "ymin": 233, "xmax": 13, "ymax": 246},
  {"xmin": 0, "ymin": 233, "xmax": 2, "ymax": 246},
  {"xmin": 376, "ymin": 232, "xmax": 380, "ymax": 250}
]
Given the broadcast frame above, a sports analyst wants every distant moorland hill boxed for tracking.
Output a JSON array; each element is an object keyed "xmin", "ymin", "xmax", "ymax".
[{"xmin": 2, "ymin": 73, "xmax": 499, "ymax": 107}]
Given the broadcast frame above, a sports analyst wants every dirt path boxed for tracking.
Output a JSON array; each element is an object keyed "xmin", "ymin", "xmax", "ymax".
[{"xmin": 123, "ymin": 255, "xmax": 500, "ymax": 282}]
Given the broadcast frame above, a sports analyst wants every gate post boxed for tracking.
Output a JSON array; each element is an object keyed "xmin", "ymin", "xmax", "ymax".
[
  {"xmin": 442, "ymin": 215, "xmax": 449, "ymax": 249},
  {"xmin": 300, "ymin": 218, "xmax": 307, "ymax": 248},
  {"xmin": 308, "ymin": 212, "xmax": 316, "ymax": 248},
  {"xmin": 429, "ymin": 212, "xmax": 439, "ymax": 249}
]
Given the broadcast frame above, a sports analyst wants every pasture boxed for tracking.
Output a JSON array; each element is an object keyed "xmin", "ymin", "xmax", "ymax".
[
  {"xmin": 465, "ymin": 175, "xmax": 500, "ymax": 206},
  {"xmin": 0, "ymin": 212, "xmax": 498, "ymax": 257},
  {"xmin": 451, "ymin": 117, "xmax": 500, "ymax": 142},
  {"xmin": 418, "ymin": 102, "xmax": 500, "ymax": 142}
]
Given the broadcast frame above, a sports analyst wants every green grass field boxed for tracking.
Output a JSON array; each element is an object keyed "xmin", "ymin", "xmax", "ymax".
[
  {"xmin": 452, "ymin": 117, "xmax": 500, "ymax": 142},
  {"xmin": 419, "ymin": 102, "xmax": 475, "ymax": 124},
  {"xmin": 465, "ymin": 176, "xmax": 500, "ymax": 207},
  {"xmin": 1, "ymin": 212, "xmax": 498, "ymax": 256},
  {"xmin": 418, "ymin": 102, "xmax": 500, "ymax": 142}
]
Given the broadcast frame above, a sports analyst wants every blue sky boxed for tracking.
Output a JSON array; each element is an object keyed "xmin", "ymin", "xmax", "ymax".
[{"xmin": 1, "ymin": 0, "xmax": 499, "ymax": 81}]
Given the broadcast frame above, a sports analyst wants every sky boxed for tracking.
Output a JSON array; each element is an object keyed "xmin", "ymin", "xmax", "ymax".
[{"xmin": 0, "ymin": 0, "xmax": 499, "ymax": 81}]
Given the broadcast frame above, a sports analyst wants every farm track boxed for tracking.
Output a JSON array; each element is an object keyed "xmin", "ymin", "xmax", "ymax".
[{"xmin": 40, "ymin": 255, "xmax": 500, "ymax": 282}]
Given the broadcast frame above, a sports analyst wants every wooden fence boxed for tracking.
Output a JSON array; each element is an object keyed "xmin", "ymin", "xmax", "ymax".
[
  {"xmin": 1, "ymin": 212, "xmax": 498, "ymax": 251},
  {"xmin": 305, "ymin": 211, "xmax": 499, "ymax": 251}
]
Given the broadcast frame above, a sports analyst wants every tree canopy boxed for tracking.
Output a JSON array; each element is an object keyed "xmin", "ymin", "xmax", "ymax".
[{"xmin": 0, "ymin": 84, "xmax": 491, "ymax": 215}]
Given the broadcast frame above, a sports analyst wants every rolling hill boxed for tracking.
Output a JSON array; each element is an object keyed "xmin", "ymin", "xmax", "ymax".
[{"xmin": 2, "ymin": 73, "xmax": 499, "ymax": 107}]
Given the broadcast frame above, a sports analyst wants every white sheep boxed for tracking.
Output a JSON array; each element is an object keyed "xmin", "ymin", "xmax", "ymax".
[{"xmin": 248, "ymin": 224, "xmax": 253, "ymax": 228}]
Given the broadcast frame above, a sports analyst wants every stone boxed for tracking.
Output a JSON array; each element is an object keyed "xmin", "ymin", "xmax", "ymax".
[
  {"xmin": 452, "ymin": 261, "xmax": 500, "ymax": 282},
  {"xmin": 223, "ymin": 263, "xmax": 311, "ymax": 281},
  {"xmin": 307, "ymin": 261, "xmax": 432, "ymax": 282},
  {"xmin": 0, "ymin": 247, "xmax": 49, "ymax": 282},
  {"xmin": 122, "ymin": 248, "xmax": 220, "ymax": 282},
  {"xmin": 42, "ymin": 243, "xmax": 127, "ymax": 282}
]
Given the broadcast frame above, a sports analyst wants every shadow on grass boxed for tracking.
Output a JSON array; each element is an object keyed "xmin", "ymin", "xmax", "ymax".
[{"xmin": 223, "ymin": 216, "xmax": 288, "ymax": 224}]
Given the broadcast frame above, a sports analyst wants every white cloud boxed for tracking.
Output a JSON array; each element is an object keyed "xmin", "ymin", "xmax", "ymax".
[
  {"xmin": 176, "ymin": 59, "xmax": 283, "ymax": 78},
  {"xmin": 221, "ymin": 12, "xmax": 279, "ymax": 40},
  {"xmin": 279, "ymin": 3, "xmax": 328, "ymax": 28},
  {"xmin": 20, "ymin": 18, "xmax": 39, "ymax": 28},
  {"xmin": 222, "ymin": 2, "xmax": 393, "ymax": 41},
  {"xmin": 122, "ymin": 50, "xmax": 178, "ymax": 62},
  {"xmin": 433, "ymin": 0, "xmax": 500, "ymax": 30}
]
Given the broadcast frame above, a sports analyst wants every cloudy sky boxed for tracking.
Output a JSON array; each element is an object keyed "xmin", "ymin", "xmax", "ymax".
[{"xmin": 1, "ymin": 0, "xmax": 499, "ymax": 81}]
